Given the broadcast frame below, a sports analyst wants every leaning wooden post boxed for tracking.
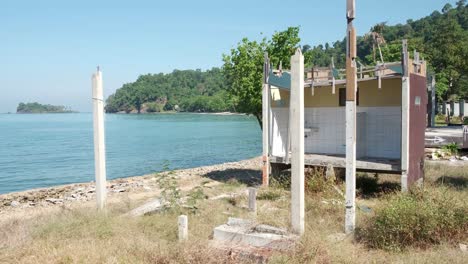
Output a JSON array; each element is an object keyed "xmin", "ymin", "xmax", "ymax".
[
  {"xmin": 262, "ymin": 53, "xmax": 271, "ymax": 186},
  {"xmin": 92, "ymin": 67, "xmax": 107, "ymax": 210},
  {"xmin": 345, "ymin": 0, "xmax": 357, "ymax": 234},
  {"xmin": 430, "ymin": 76, "xmax": 436, "ymax": 127},
  {"xmin": 290, "ymin": 48, "xmax": 305, "ymax": 235}
]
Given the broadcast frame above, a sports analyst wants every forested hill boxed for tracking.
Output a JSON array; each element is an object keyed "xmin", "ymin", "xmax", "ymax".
[
  {"xmin": 16, "ymin": 102, "xmax": 74, "ymax": 114},
  {"xmin": 106, "ymin": 2, "xmax": 467, "ymax": 114},
  {"xmin": 301, "ymin": 1, "xmax": 467, "ymax": 100},
  {"xmin": 105, "ymin": 68, "xmax": 234, "ymax": 113}
]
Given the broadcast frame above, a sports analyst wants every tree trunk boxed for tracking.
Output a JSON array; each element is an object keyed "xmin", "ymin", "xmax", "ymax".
[{"xmin": 255, "ymin": 114, "xmax": 263, "ymax": 130}]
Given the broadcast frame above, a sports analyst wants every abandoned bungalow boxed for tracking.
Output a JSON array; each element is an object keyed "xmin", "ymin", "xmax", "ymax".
[{"xmin": 262, "ymin": 41, "xmax": 428, "ymax": 191}]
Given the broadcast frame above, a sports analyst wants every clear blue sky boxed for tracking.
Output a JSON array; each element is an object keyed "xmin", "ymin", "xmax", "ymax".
[{"xmin": 0, "ymin": 0, "xmax": 457, "ymax": 113}]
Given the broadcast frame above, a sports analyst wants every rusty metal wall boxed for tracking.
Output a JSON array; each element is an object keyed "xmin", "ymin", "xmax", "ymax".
[{"xmin": 408, "ymin": 74, "xmax": 428, "ymax": 185}]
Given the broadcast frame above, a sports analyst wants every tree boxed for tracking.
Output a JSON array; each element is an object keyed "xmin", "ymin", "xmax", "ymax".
[{"xmin": 222, "ymin": 27, "xmax": 301, "ymax": 128}]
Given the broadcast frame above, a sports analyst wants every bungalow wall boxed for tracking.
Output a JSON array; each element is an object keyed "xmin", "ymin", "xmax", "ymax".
[{"xmin": 270, "ymin": 78, "xmax": 402, "ymax": 160}]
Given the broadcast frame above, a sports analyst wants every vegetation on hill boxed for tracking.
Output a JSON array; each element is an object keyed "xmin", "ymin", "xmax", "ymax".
[
  {"xmin": 105, "ymin": 2, "xmax": 467, "ymax": 121},
  {"xmin": 16, "ymin": 102, "xmax": 74, "ymax": 114},
  {"xmin": 105, "ymin": 68, "xmax": 234, "ymax": 114},
  {"xmin": 224, "ymin": 2, "xmax": 467, "ymax": 127},
  {"xmin": 299, "ymin": 1, "xmax": 468, "ymax": 101}
]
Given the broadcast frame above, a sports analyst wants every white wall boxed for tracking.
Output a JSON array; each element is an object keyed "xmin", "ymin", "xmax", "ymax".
[{"xmin": 271, "ymin": 106, "xmax": 402, "ymax": 159}]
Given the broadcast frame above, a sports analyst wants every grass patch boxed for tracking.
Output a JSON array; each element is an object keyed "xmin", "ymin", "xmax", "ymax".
[{"xmin": 356, "ymin": 187, "xmax": 468, "ymax": 251}]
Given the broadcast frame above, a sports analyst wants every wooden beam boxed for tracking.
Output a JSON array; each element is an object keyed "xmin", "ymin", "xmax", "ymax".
[
  {"xmin": 262, "ymin": 53, "xmax": 270, "ymax": 186},
  {"xmin": 290, "ymin": 48, "xmax": 305, "ymax": 235},
  {"xmin": 345, "ymin": 0, "xmax": 357, "ymax": 234}
]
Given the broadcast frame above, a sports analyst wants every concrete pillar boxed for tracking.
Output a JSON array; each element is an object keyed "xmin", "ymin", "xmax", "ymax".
[
  {"xmin": 290, "ymin": 48, "xmax": 305, "ymax": 235},
  {"xmin": 459, "ymin": 99, "xmax": 465, "ymax": 117},
  {"xmin": 248, "ymin": 188, "xmax": 257, "ymax": 213},
  {"xmin": 345, "ymin": 0, "xmax": 357, "ymax": 234},
  {"xmin": 178, "ymin": 215, "xmax": 188, "ymax": 241},
  {"xmin": 262, "ymin": 53, "xmax": 271, "ymax": 186},
  {"xmin": 92, "ymin": 68, "xmax": 107, "ymax": 210},
  {"xmin": 401, "ymin": 40, "xmax": 410, "ymax": 193}
]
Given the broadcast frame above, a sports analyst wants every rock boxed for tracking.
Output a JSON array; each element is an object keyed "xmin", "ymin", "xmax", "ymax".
[
  {"xmin": 460, "ymin": 243, "xmax": 467, "ymax": 252},
  {"xmin": 461, "ymin": 156, "xmax": 468, "ymax": 161},
  {"xmin": 10, "ymin": 201, "xmax": 20, "ymax": 207},
  {"xmin": 254, "ymin": 225, "xmax": 288, "ymax": 236},
  {"xmin": 112, "ymin": 188, "xmax": 126, "ymax": 193},
  {"xmin": 325, "ymin": 164, "xmax": 336, "ymax": 180},
  {"xmin": 45, "ymin": 198, "xmax": 63, "ymax": 204},
  {"xmin": 125, "ymin": 198, "xmax": 164, "ymax": 217},
  {"xmin": 227, "ymin": 217, "xmax": 253, "ymax": 227}
]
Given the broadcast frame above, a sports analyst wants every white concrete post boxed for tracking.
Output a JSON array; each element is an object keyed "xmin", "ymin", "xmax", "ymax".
[
  {"xmin": 178, "ymin": 215, "xmax": 188, "ymax": 241},
  {"xmin": 345, "ymin": 0, "xmax": 357, "ymax": 234},
  {"xmin": 92, "ymin": 67, "xmax": 107, "ymax": 210},
  {"xmin": 401, "ymin": 40, "xmax": 410, "ymax": 192},
  {"xmin": 248, "ymin": 187, "xmax": 257, "ymax": 213},
  {"xmin": 290, "ymin": 48, "xmax": 305, "ymax": 235},
  {"xmin": 262, "ymin": 53, "xmax": 270, "ymax": 186}
]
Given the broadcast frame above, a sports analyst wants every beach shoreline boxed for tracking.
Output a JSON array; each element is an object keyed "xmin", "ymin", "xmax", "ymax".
[{"xmin": 0, "ymin": 157, "xmax": 262, "ymax": 215}]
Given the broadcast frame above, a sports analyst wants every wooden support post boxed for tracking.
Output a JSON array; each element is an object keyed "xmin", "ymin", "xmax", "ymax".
[
  {"xmin": 178, "ymin": 215, "xmax": 188, "ymax": 241},
  {"xmin": 345, "ymin": 0, "xmax": 357, "ymax": 234},
  {"xmin": 290, "ymin": 48, "xmax": 305, "ymax": 235},
  {"xmin": 248, "ymin": 187, "xmax": 257, "ymax": 213},
  {"xmin": 401, "ymin": 40, "xmax": 410, "ymax": 192},
  {"xmin": 262, "ymin": 53, "xmax": 270, "ymax": 186},
  {"xmin": 92, "ymin": 67, "xmax": 107, "ymax": 210},
  {"xmin": 430, "ymin": 76, "xmax": 436, "ymax": 127},
  {"xmin": 331, "ymin": 56, "xmax": 336, "ymax": 94}
]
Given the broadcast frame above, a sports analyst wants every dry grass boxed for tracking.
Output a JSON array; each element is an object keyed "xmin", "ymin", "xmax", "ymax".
[{"xmin": 0, "ymin": 162, "xmax": 467, "ymax": 263}]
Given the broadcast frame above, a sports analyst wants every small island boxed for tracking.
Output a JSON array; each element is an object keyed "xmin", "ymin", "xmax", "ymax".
[{"xmin": 16, "ymin": 102, "xmax": 75, "ymax": 114}]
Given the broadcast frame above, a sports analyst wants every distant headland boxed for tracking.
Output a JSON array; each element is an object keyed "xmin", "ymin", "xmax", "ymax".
[{"xmin": 16, "ymin": 102, "xmax": 76, "ymax": 114}]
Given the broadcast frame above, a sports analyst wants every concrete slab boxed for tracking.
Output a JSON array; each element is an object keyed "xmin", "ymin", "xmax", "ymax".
[{"xmin": 213, "ymin": 217, "xmax": 297, "ymax": 250}]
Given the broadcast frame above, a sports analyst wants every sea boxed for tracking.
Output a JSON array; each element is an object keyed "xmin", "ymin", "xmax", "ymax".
[{"xmin": 0, "ymin": 113, "xmax": 261, "ymax": 194}]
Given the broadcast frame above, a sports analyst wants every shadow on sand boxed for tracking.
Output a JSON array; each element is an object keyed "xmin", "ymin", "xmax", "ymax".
[
  {"xmin": 203, "ymin": 168, "xmax": 262, "ymax": 186},
  {"xmin": 435, "ymin": 176, "xmax": 468, "ymax": 189}
]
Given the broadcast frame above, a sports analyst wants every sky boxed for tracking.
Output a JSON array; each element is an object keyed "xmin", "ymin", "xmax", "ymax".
[{"xmin": 0, "ymin": 0, "xmax": 458, "ymax": 113}]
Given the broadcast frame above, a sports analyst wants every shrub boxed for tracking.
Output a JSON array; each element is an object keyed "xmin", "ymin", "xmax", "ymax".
[
  {"xmin": 357, "ymin": 188, "xmax": 468, "ymax": 251},
  {"xmin": 146, "ymin": 102, "xmax": 164, "ymax": 112},
  {"xmin": 442, "ymin": 142, "xmax": 459, "ymax": 156},
  {"xmin": 305, "ymin": 167, "xmax": 334, "ymax": 194},
  {"xmin": 257, "ymin": 188, "xmax": 283, "ymax": 201}
]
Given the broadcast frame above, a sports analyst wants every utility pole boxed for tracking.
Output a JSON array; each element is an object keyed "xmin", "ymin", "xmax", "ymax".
[
  {"xmin": 345, "ymin": 0, "xmax": 357, "ymax": 234},
  {"xmin": 92, "ymin": 67, "xmax": 107, "ymax": 210}
]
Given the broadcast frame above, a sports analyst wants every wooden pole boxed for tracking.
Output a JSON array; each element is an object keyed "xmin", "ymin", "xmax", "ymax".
[
  {"xmin": 92, "ymin": 67, "xmax": 107, "ymax": 210},
  {"xmin": 290, "ymin": 48, "xmax": 305, "ymax": 235},
  {"xmin": 431, "ymin": 76, "xmax": 436, "ymax": 127},
  {"xmin": 262, "ymin": 53, "xmax": 270, "ymax": 186},
  {"xmin": 345, "ymin": 0, "xmax": 357, "ymax": 234}
]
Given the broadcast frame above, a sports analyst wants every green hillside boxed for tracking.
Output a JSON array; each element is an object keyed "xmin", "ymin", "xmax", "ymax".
[{"xmin": 106, "ymin": 2, "xmax": 467, "ymax": 114}]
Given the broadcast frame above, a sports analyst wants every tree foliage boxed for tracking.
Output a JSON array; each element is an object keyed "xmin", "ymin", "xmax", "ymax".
[
  {"xmin": 222, "ymin": 27, "xmax": 301, "ymax": 127},
  {"xmin": 16, "ymin": 102, "xmax": 73, "ymax": 113},
  {"xmin": 105, "ymin": 68, "xmax": 233, "ymax": 113}
]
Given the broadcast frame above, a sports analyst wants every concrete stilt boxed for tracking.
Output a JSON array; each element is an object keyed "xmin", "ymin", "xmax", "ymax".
[
  {"xmin": 92, "ymin": 68, "xmax": 107, "ymax": 210},
  {"xmin": 290, "ymin": 48, "xmax": 305, "ymax": 235},
  {"xmin": 178, "ymin": 215, "xmax": 188, "ymax": 241}
]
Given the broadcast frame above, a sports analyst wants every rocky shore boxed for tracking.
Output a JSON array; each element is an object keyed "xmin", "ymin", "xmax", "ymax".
[{"xmin": 0, "ymin": 157, "xmax": 262, "ymax": 215}]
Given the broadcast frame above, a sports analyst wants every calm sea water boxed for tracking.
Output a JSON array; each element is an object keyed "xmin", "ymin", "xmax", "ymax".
[{"xmin": 0, "ymin": 113, "xmax": 261, "ymax": 194}]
